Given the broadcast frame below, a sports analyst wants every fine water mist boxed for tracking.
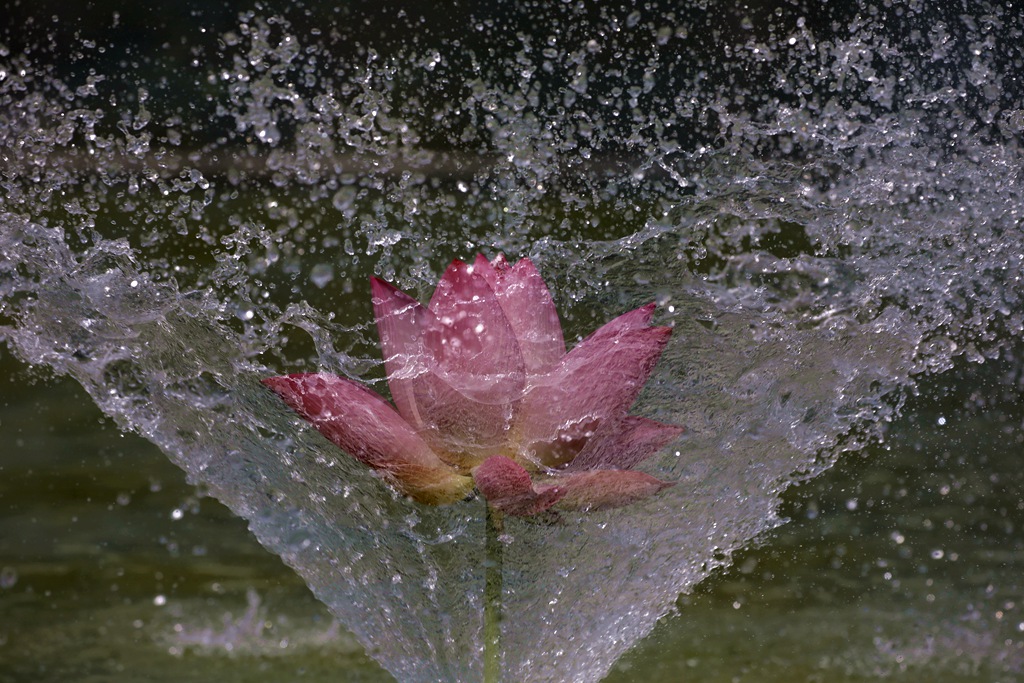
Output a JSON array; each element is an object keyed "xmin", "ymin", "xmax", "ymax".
[{"xmin": 2, "ymin": 2, "xmax": 1023, "ymax": 681}]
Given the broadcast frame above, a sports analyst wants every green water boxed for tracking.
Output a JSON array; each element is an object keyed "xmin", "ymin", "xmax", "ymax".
[{"xmin": 3, "ymin": 345, "xmax": 1021, "ymax": 681}]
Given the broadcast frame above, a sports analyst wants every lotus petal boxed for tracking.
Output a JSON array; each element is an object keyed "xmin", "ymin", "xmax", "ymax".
[
  {"xmin": 472, "ymin": 455, "xmax": 566, "ymax": 516},
  {"xmin": 567, "ymin": 415, "xmax": 684, "ymax": 471},
  {"xmin": 542, "ymin": 469, "xmax": 674, "ymax": 511},
  {"xmin": 517, "ymin": 316, "xmax": 673, "ymax": 468},
  {"xmin": 473, "ymin": 254, "xmax": 565, "ymax": 374},
  {"xmin": 372, "ymin": 274, "xmax": 523, "ymax": 468},
  {"xmin": 425, "ymin": 258, "xmax": 525, "ymax": 405},
  {"xmin": 262, "ymin": 373, "xmax": 473, "ymax": 505},
  {"xmin": 581, "ymin": 301, "xmax": 657, "ymax": 341},
  {"xmin": 370, "ymin": 276, "xmax": 431, "ymax": 429},
  {"xmin": 404, "ymin": 377, "xmax": 521, "ymax": 469}
]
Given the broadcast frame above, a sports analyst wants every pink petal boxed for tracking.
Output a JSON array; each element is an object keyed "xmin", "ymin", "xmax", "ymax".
[
  {"xmin": 371, "ymin": 275, "xmax": 522, "ymax": 467},
  {"xmin": 472, "ymin": 254, "xmax": 565, "ymax": 374},
  {"xmin": 517, "ymin": 315, "xmax": 673, "ymax": 468},
  {"xmin": 582, "ymin": 301, "xmax": 657, "ymax": 341},
  {"xmin": 402, "ymin": 378, "xmax": 521, "ymax": 469},
  {"xmin": 471, "ymin": 252, "xmax": 506, "ymax": 277},
  {"xmin": 262, "ymin": 373, "xmax": 473, "ymax": 505},
  {"xmin": 472, "ymin": 455, "xmax": 566, "ymax": 516},
  {"xmin": 567, "ymin": 416, "xmax": 684, "ymax": 471},
  {"xmin": 425, "ymin": 259, "xmax": 525, "ymax": 405},
  {"xmin": 541, "ymin": 469, "xmax": 674, "ymax": 511},
  {"xmin": 370, "ymin": 276, "xmax": 430, "ymax": 429}
]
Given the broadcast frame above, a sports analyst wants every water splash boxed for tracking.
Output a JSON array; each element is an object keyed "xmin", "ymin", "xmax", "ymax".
[
  {"xmin": 161, "ymin": 589, "xmax": 348, "ymax": 657},
  {"xmin": 2, "ymin": 2, "xmax": 1023, "ymax": 681}
]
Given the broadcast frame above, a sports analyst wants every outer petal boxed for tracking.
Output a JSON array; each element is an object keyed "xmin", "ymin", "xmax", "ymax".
[
  {"xmin": 472, "ymin": 455, "xmax": 566, "ymax": 516},
  {"xmin": 516, "ymin": 314, "xmax": 673, "ymax": 468},
  {"xmin": 541, "ymin": 469, "xmax": 674, "ymax": 511},
  {"xmin": 566, "ymin": 415, "xmax": 684, "ymax": 471},
  {"xmin": 371, "ymin": 276, "xmax": 521, "ymax": 468},
  {"xmin": 581, "ymin": 301, "xmax": 657, "ymax": 340},
  {"xmin": 473, "ymin": 254, "xmax": 565, "ymax": 374},
  {"xmin": 370, "ymin": 276, "xmax": 430, "ymax": 429},
  {"xmin": 262, "ymin": 373, "xmax": 473, "ymax": 505}
]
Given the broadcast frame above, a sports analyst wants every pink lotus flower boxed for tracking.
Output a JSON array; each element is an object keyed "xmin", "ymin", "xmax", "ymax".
[{"xmin": 263, "ymin": 254, "xmax": 682, "ymax": 516}]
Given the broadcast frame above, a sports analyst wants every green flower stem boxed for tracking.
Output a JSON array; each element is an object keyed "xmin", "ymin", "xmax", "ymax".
[{"xmin": 483, "ymin": 505, "xmax": 504, "ymax": 683}]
